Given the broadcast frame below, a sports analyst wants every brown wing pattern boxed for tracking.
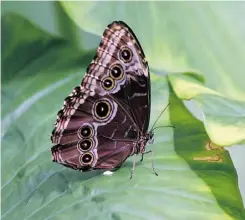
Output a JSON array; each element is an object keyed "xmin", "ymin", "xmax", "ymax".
[
  {"xmin": 51, "ymin": 21, "xmax": 150, "ymax": 171},
  {"xmin": 51, "ymin": 87, "xmax": 138, "ymax": 170},
  {"xmin": 82, "ymin": 21, "xmax": 150, "ymax": 132}
]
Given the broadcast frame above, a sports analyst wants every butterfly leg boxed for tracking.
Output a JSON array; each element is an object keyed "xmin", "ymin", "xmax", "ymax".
[
  {"xmin": 140, "ymin": 150, "xmax": 158, "ymax": 176},
  {"xmin": 140, "ymin": 153, "xmax": 144, "ymax": 162},
  {"xmin": 150, "ymin": 151, "xmax": 158, "ymax": 176},
  {"xmin": 140, "ymin": 150, "xmax": 151, "ymax": 162},
  {"xmin": 130, "ymin": 157, "xmax": 136, "ymax": 179}
]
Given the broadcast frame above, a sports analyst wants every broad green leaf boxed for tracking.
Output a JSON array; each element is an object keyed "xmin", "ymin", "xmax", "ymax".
[
  {"xmin": 1, "ymin": 1, "xmax": 59, "ymax": 36},
  {"xmin": 168, "ymin": 73, "xmax": 245, "ymax": 146},
  {"xmin": 60, "ymin": 2, "xmax": 245, "ymax": 202},
  {"xmin": 61, "ymin": 1, "xmax": 245, "ymax": 101},
  {"xmin": 1, "ymin": 1, "xmax": 100, "ymax": 54},
  {"xmin": 1, "ymin": 14, "xmax": 244, "ymax": 220},
  {"xmin": 1, "ymin": 14, "xmax": 95, "ymax": 132}
]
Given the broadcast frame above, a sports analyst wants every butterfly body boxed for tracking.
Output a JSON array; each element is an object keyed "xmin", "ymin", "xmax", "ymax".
[
  {"xmin": 51, "ymin": 21, "xmax": 153, "ymax": 172},
  {"xmin": 134, "ymin": 132, "xmax": 154, "ymax": 154}
]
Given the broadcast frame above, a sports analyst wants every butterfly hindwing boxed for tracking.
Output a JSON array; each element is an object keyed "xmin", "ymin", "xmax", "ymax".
[{"xmin": 51, "ymin": 88, "xmax": 138, "ymax": 170}]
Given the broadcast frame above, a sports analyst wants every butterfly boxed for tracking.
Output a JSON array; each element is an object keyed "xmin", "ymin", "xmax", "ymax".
[{"xmin": 51, "ymin": 21, "xmax": 158, "ymax": 178}]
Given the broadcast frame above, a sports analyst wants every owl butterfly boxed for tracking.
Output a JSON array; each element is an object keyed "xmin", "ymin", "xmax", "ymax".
[{"xmin": 51, "ymin": 21, "xmax": 159, "ymax": 178}]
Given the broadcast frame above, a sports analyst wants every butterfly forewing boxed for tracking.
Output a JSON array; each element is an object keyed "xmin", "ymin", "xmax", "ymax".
[{"xmin": 51, "ymin": 21, "xmax": 151, "ymax": 171}]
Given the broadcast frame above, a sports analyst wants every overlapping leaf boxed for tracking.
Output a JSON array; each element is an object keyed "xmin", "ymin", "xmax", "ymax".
[{"xmin": 167, "ymin": 73, "xmax": 245, "ymax": 146}]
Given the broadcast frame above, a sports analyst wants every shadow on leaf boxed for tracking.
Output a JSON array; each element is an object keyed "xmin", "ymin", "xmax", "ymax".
[{"xmin": 168, "ymin": 82, "xmax": 245, "ymax": 219}]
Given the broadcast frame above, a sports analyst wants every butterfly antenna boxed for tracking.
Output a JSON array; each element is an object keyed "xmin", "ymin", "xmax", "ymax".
[
  {"xmin": 150, "ymin": 103, "xmax": 170, "ymax": 132},
  {"xmin": 151, "ymin": 125, "xmax": 175, "ymax": 132}
]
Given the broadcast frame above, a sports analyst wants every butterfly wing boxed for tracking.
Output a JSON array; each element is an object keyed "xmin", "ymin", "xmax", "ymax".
[
  {"xmin": 83, "ymin": 21, "xmax": 151, "ymax": 133},
  {"xmin": 51, "ymin": 87, "xmax": 138, "ymax": 170},
  {"xmin": 52, "ymin": 140, "xmax": 134, "ymax": 171},
  {"xmin": 51, "ymin": 21, "xmax": 150, "ymax": 171}
]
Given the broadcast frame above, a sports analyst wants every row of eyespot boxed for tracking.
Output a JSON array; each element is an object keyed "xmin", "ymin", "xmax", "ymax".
[
  {"xmin": 101, "ymin": 64, "xmax": 123, "ymax": 91},
  {"xmin": 102, "ymin": 47, "xmax": 133, "ymax": 91},
  {"xmin": 77, "ymin": 98, "xmax": 114, "ymax": 165},
  {"xmin": 78, "ymin": 126, "xmax": 95, "ymax": 165}
]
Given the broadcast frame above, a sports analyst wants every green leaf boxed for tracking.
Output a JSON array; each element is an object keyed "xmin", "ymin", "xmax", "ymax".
[
  {"xmin": 2, "ymin": 14, "xmax": 244, "ymax": 220},
  {"xmin": 168, "ymin": 72, "xmax": 245, "ymax": 146},
  {"xmin": 1, "ymin": 13, "xmax": 95, "ymax": 119},
  {"xmin": 1, "ymin": 1, "xmax": 59, "ymax": 36},
  {"xmin": 61, "ymin": 1, "xmax": 245, "ymax": 101}
]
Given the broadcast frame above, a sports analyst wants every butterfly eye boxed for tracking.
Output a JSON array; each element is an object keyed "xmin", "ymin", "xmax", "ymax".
[
  {"xmin": 78, "ymin": 139, "xmax": 93, "ymax": 152},
  {"xmin": 119, "ymin": 47, "xmax": 133, "ymax": 63},
  {"xmin": 80, "ymin": 153, "xmax": 94, "ymax": 165},
  {"xmin": 79, "ymin": 126, "xmax": 93, "ymax": 138},
  {"xmin": 94, "ymin": 100, "xmax": 111, "ymax": 120},
  {"xmin": 110, "ymin": 64, "xmax": 124, "ymax": 80},
  {"xmin": 102, "ymin": 77, "xmax": 115, "ymax": 91}
]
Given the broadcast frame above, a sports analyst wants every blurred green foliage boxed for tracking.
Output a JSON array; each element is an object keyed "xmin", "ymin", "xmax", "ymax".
[{"xmin": 1, "ymin": 2, "xmax": 245, "ymax": 220}]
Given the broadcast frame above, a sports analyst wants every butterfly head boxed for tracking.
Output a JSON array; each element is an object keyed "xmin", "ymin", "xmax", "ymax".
[{"xmin": 138, "ymin": 131, "xmax": 154, "ymax": 153}]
